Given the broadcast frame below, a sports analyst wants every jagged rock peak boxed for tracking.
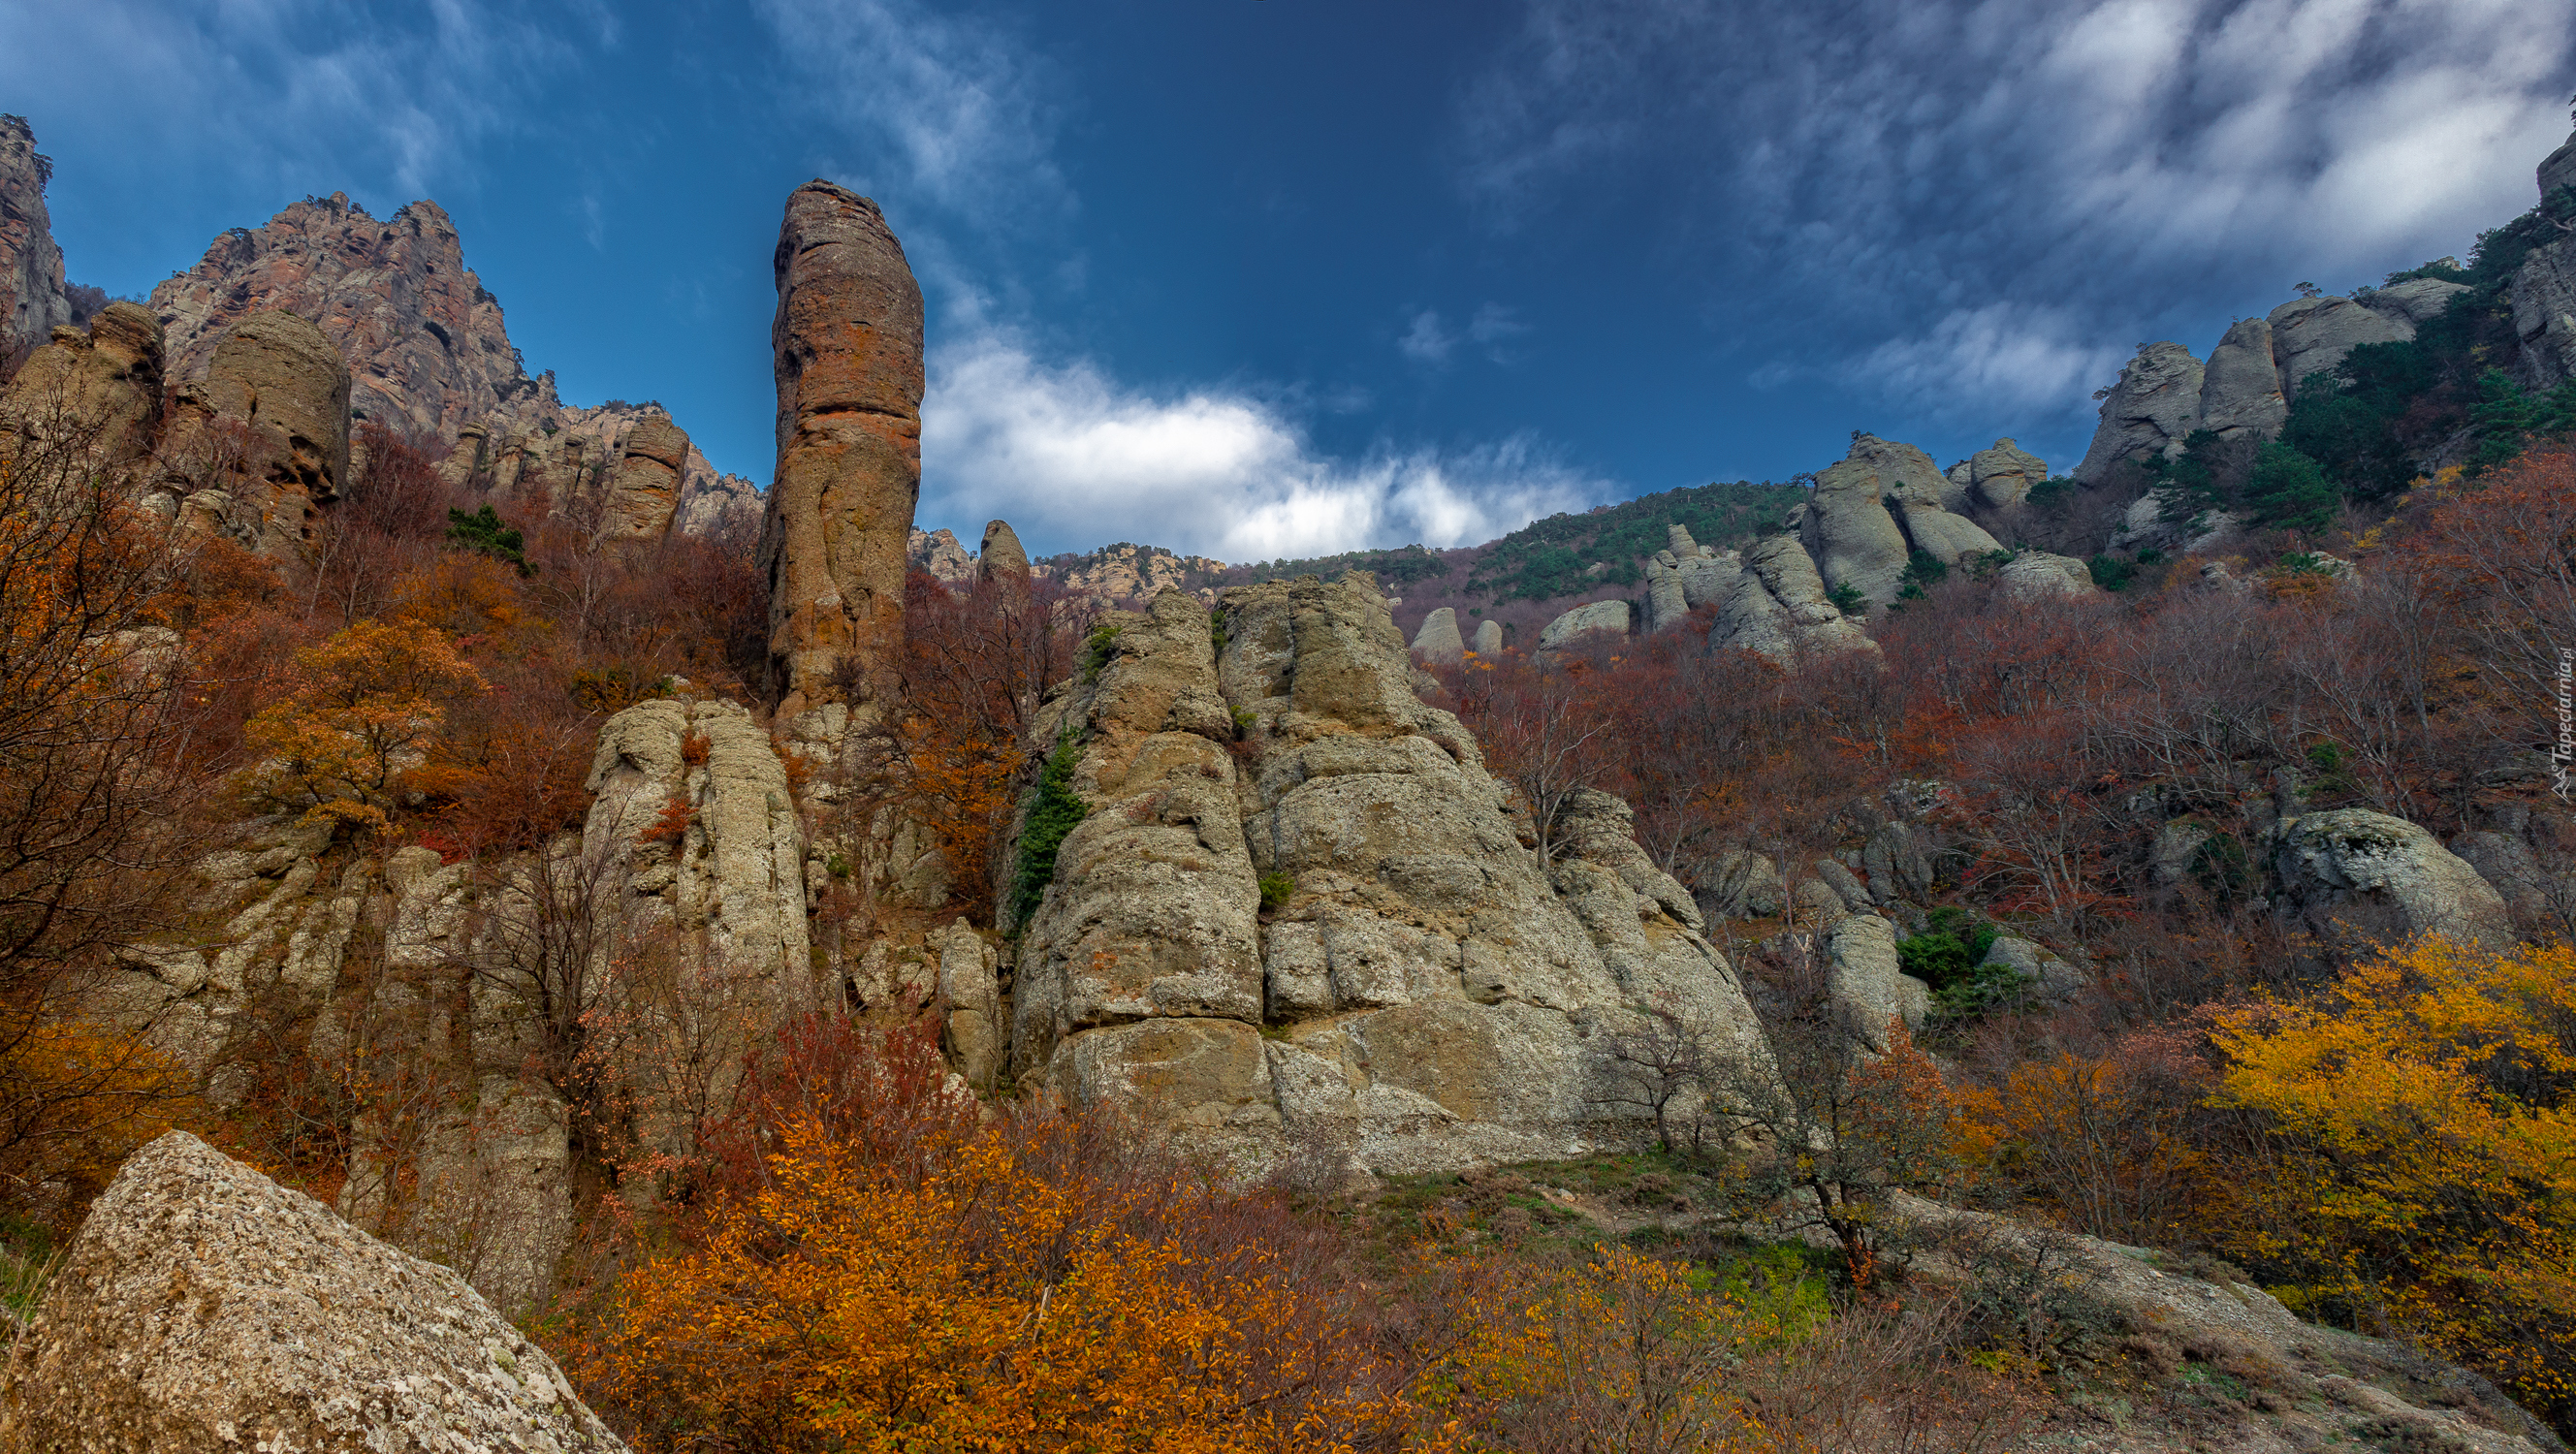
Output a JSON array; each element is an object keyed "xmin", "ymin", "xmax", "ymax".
[
  {"xmin": 0, "ymin": 114, "xmax": 70, "ymax": 359},
  {"xmin": 149, "ymin": 193, "xmax": 534, "ymax": 444},
  {"xmin": 0, "ymin": 1131, "xmax": 625, "ymax": 1452},
  {"xmin": 760, "ymin": 179, "xmax": 925, "ymax": 721}
]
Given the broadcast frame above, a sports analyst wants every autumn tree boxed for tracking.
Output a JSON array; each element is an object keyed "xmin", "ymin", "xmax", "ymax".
[
  {"xmin": 239, "ymin": 617, "xmax": 486, "ymax": 835},
  {"xmin": 2207, "ymin": 935, "xmax": 2576, "ymax": 1432}
]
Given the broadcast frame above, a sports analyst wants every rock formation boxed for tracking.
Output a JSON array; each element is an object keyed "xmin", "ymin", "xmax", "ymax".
[
  {"xmin": 151, "ymin": 307, "xmax": 354, "ymax": 561},
  {"xmin": 1471, "ymin": 617, "xmax": 1505, "ymax": 655},
  {"xmin": 1995, "ymin": 551, "xmax": 2099, "ymax": 601},
  {"xmin": 2075, "ymin": 342, "xmax": 2205, "ymax": 481},
  {"xmin": 0, "ymin": 300, "xmax": 163, "ymax": 472},
  {"xmin": 759, "ymin": 180, "xmax": 925, "ymax": 721},
  {"xmin": 1964, "ymin": 438, "xmax": 2046, "ymax": 509},
  {"xmin": 151, "ymin": 193, "xmax": 531, "ymax": 443},
  {"xmin": 1797, "ymin": 455, "xmax": 1912, "ymax": 609},
  {"xmin": 597, "ymin": 411, "xmax": 690, "ymax": 540},
  {"xmin": 909, "ymin": 525, "xmax": 975, "ymax": 584},
  {"xmin": 2194, "ymin": 317, "xmax": 2288, "ymax": 441},
  {"xmin": 1823, "ymin": 913, "xmax": 1927, "ymax": 1053},
  {"xmin": 0, "ymin": 1131, "xmax": 624, "ymax": 1453},
  {"xmin": 2074, "ymin": 283, "xmax": 2469, "ymax": 481},
  {"xmin": 1641, "ymin": 523, "xmax": 1742, "ymax": 633},
  {"xmin": 2514, "ymin": 136, "xmax": 2576, "ymax": 386},
  {"xmin": 1536, "ymin": 598, "xmax": 1631, "ymax": 651},
  {"xmin": 979, "ymin": 518, "xmax": 1030, "ymax": 581},
  {"xmin": 0, "ymin": 114, "xmax": 69, "ymax": 361},
  {"xmin": 1711, "ymin": 536, "xmax": 1875, "ymax": 662},
  {"xmin": 1012, "ymin": 573, "xmax": 1772, "ymax": 1176},
  {"xmin": 2271, "ymin": 809, "xmax": 2511, "ymax": 950},
  {"xmin": 1411, "ymin": 605, "xmax": 1466, "ymax": 663}
]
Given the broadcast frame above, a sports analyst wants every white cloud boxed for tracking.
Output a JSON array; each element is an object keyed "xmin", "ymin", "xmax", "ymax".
[
  {"xmin": 1399, "ymin": 309, "xmax": 1456, "ymax": 364},
  {"xmin": 922, "ymin": 329, "xmax": 1602, "ymax": 561},
  {"xmin": 1458, "ymin": 0, "xmax": 2576, "ymax": 429},
  {"xmin": 750, "ymin": 0, "xmax": 1070, "ymax": 226}
]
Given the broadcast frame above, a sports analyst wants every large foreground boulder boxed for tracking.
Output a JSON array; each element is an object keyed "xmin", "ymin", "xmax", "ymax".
[
  {"xmin": 2272, "ymin": 809, "xmax": 2512, "ymax": 949},
  {"xmin": 0, "ymin": 1131, "xmax": 624, "ymax": 1453}
]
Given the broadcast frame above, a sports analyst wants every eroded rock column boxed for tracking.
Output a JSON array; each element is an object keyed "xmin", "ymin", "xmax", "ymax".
[{"xmin": 759, "ymin": 181, "xmax": 925, "ymax": 722}]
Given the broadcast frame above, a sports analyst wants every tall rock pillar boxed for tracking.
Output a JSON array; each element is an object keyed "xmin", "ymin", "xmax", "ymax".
[{"xmin": 759, "ymin": 180, "xmax": 925, "ymax": 723}]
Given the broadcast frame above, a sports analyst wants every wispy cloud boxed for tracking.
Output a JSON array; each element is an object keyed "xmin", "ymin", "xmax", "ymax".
[
  {"xmin": 751, "ymin": 0, "xmax": 1071, "ymax": 228},
  {"xmin": 922, "ymin": 327, "xmax": 1602, "ymax": 561},
  {"xmin": 1397, "ymin": 302, "xmax": 1532, "ymax": 366},
  {"xmin": 1457, "ymin": 0, "xmax": 2575, "ymax": 435},
  {"xmin": 0, "ymin": 0, "xmax": 581, "ymax": 205}
]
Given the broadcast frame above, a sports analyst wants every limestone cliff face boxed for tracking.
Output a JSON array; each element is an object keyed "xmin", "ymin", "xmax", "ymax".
[
  {"xmin": 0, "ymin": 115, "xmax": 69, "ymax": 360},
  {"xmin": 1012, "ymin": 574, "xmax": 1773, "ymax": 1178},
  {"xmin": 0, "ymin": 300, "xmax": 164, "ymax": 475},
  {"xmin": 760, "ymin": 181, "xmax": 925, "ymax": 719}
]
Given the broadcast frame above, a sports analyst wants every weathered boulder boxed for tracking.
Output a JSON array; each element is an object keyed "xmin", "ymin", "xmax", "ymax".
[
  {"xmin": 2195, "ymin": 316, "xmax": 2287, "ymax": 441},
  {"xmin": 1892, "ymin": 500, "xmax": 2002, "ymax": 565},
  {"xmin": 1860, "ymin": 820, "xmax": 1932, "ymax": 904},
  {"xmin": 1798, "ymin": 455, "xmax": 1911, "ymax": 609},
  {"xmin": 1643, "ymin": 555, "xmax": 1691, "ymax": 633},
  {"xmin": 1537, "ymin": 598, "xmax": 1631, "ymax": 651},
  {"xmin": 1965, "ymin": 438, "xmax": 2046, "ymax": 510},
  {"xmin": 1698, "ymin": 849, "xmax": 1785, "ymax": 919},
  {"xmin": 1411, "ymin": 605, "xmax": 1466, "ymax": 663},
  {"xmin": 1847, "ymin": 433, "xmax": 1950, "ymax": 507},
  {"xmin": 2108, "ymin": 489, "xmax": 2239, "ymax": 556},
  {"xmin": 2448, "ymin": 830, "xmax": 2559, "ymax": 930},
  {"xmin": 598, "ymin": 412, "xmax": 689, "ymax": 541},
  {"xmin": 758, "ymin": 180, "xmax": 926, "ymax": 720},
  {"xmin": 2074, "ymin": 342, "xmax": 2203, "ymax": 483},
  {"xmin": 2271, "ymin": 809, "xmax": 2511, "ymax": 949},
  {"xmin": 1823, "ymin": 913, "xmax": 1929, "ymax": 1053},
  {"xmin": 1814, "ymin": 858, "xmax": 1875, "ymax": 914},
  {"xmin": 1980, "ymin": 935, "xmax": 2088, "ymax": 1002},
  {"xmin": 153, "ymin": 309, "xmax": 353, "ymax": 561},
  {"xmin": 0, "ymin": 115, "xmax": 69, "ymax": 359},
  {"xmin": 0, "ymin": 1131, "xmax": 624, "ymax": 1453},
  {"xmin": 2268, "ymin": 295, "xmax": 2410, "ymax": 394},
  {"xmin": 1711, "ymin": 536, "xmax": 1875, "ymax": 662},
  {"xmin": 0, "ymin": 300, "xmax": 165, "ymax": 471},
  {"xmin": 1995, "ymin": 551, "xmax": 2098, "ymax": 601},
  {"xmin": 937, "ymin": 919, "xmax": 1006, "ymax": 1090},
  {"xmin": 1471, "ymin": 617, "xmax": 1505, "ymax": 655},
  {"xmin": 978, "ymin": 518, "xmax": 1030, "ymax": 581}
]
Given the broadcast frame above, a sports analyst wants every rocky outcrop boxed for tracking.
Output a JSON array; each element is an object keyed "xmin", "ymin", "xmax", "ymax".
[
  {"xmin": 597, "ymin": 412, "xmax": 689, "ymax": 541},
  {"xmin": 0, "ymin": 1131, "xmax": 623, "ymax": 1453},
  {"xmin": 909, "ymin": 525, "xmax": 975, "ymax": 584},
  {"xmin": 2364, "ymin": 275, "xmax": 2471, "ymax": 327},
  {"xmin": 2075, "ymin": 342, "xmax": 2205, "ymax": 483},
  {"xmin": 1965, "ymin": 438, "xmax": 2045, "ymax": 510},
  {"xmin": 1823, "ymin": 912, "xmax": 1928, "ymax": 1053},
  {"xmin": 2108, "ymin": 490, "xmax": 2239, "ymax": 555},
  {"xmin": 152, "ymin": 308, "xmax": 353, "ymax": 561},
  {"xmin": 1847, "ymin": 433, "xmax": 1949, "ymax": 508},
  {"xmin": 676, "ymin": 467, "xmax": 761, "ymax": 536},
  {"xmin": 1013, "ymin": 573, "xmax": 1774, "ymax": 1177},
  {"xmin": 2268, "ymin": 295, "xmax": 2409, "ymax": 393},
  {"xmin": 2512, "ymin": 237, "xmax": 2576, "ymax": 386},
  {"xmin": 0, "ymin": 115, "xmax": 69, "ymax": 361},
  {"xmin": 1995, "ymin": 551, "xmax": 2098, "ymax": 601},
  {"xmin": 1798, "ymin": 455, "xmax": 1912, "ymax": 609},
  {"xmin": 2194, "ymin": 317, "xmax": 2288, "ymax": 441},
  {"xmin": 2544, "ymin": 130, "xmax": 2576, "ymax": 202},
  {"xmin": 1642, "ymin": 525, "xmax": 1742, "ymax": 633},
  {"xmin": 1037, "ymin": 541, "xmax": 1226, "ymax": 606},
  {"xmin": 1411, "ymin": 606, "xmax": 1466, "ymax": 663},
  {"xmin": 760, "ymin": 180, "xmax": 926, "ymax": 720},
  {"xmin": 1471, "ymin": 617, "xmax": 1505, "ymax": 655},
  {"xmin": 979, "ymin": 518, "xmax": 1030, "ymax": 582},
  {"xmin": 585, "ymin": 697, "xmax": 812, "ymax": 988},
  {"xmin": 2271, "ymin": 809, "xmax": 2511, "ymax": 949},
  {"xmin": 1537, "ymin": 598, "xmax": 1631, "ymax": 651},
  {"xmin": 1711, "ymin": 536, "xmax": 1874, "ymax": 662},
  {"xmin": 0, "ymin": 300, "xmax": 164, "ymax": 473},
  {"xmin": 1892, "ymin": 499, "xmax": 2003, "ymax": 566},
  {"xmin": 150, "ymin": 193, "xmax": 533, "ymax": 443}
]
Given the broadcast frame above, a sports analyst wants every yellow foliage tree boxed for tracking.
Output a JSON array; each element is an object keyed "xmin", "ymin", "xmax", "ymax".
[
  {"xmin": 580, "ymin": 1034, "xmax": 1419, "ymax": 1453},
  {"xmin": 240, "ymin": 618, "xmax": 486, "ymax": 834},
  {"xmin": 2210, "ymin": 936, "xmax": 2576, "ymax": 1427}
]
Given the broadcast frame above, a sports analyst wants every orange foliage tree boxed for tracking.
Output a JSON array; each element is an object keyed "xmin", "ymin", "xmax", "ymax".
[
  {"xmin": 239, "ymin": 617, "xmax": 486, "ymax": 835},
  {"xmin": 2207, "ymin": 935, "xmax": 2576, "ymax": 1430},
  {"xmin": 569, "ymin": 1019, "xmax": 1423, "ymax": 1452}
]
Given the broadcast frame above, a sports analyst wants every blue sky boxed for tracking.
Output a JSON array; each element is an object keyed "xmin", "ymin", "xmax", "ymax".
[{"xmin": 5, "ymin": 0, "xmax": 2569, "ymax": 560}]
